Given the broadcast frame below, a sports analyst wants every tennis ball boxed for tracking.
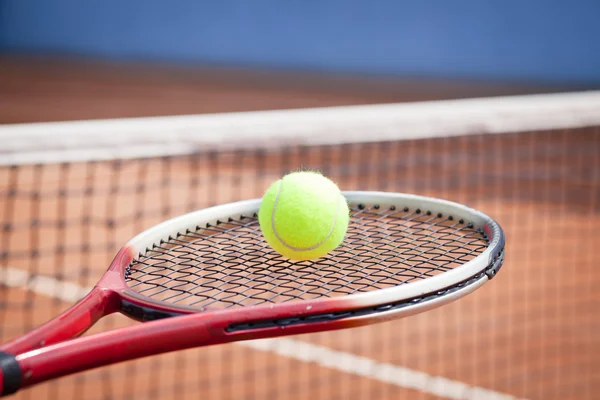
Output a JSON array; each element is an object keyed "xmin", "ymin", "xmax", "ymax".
[{"xmin": 258, "ymin": 171, "xmax": 350, "ymax": 261}]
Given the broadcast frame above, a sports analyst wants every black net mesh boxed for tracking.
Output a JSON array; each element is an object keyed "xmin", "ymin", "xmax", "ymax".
[
  {"xmin": 125, "ymin": 204, "xmax": 488, "ymax": 309},
  {"xmin": 1, "ymin": 126, "xmax": 598, "ymax": 400}
]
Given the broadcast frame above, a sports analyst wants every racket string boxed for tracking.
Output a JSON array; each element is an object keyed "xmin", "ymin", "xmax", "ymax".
[{"xmin": 125, "ymin": 204, "xmax": 488, "ymax": 309}]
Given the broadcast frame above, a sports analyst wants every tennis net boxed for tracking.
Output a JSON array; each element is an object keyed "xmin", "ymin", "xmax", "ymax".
[{"xmin": 1, "ymin": 91, "xmax": 599, "ymax": 400}]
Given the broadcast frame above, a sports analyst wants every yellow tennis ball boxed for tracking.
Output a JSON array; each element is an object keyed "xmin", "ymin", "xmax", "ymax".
[{"xmin": 258, "ymin": 171, "xmax": 350, "ymax": 261}]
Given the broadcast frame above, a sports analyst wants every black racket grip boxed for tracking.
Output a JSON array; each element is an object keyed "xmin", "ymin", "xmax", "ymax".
[{"xmin": 0, "ymin": 352, "xmax": 22, "ymax": 396}]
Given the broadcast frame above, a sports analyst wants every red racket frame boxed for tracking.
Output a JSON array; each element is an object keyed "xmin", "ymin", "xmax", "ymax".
[{"xmin": 0, "ymin": 193, "xmax": 505, "ymax": 396}]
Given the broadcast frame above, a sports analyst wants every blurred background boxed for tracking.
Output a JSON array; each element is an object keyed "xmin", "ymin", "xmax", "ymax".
[
  {"xmin": 1, "ymin": 0, "xmax": 599, "ymax": 123},
  {"xmin": 0, "ymin": 2, "xmax": 599, "ymax": 400}
]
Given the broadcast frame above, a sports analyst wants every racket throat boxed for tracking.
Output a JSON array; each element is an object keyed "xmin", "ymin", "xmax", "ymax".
[{"xmin": 0, "ymin": 287, "xmax": 119, "ymax": 356}]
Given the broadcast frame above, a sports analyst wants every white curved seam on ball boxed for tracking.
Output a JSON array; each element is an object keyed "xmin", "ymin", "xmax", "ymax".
[{"xmin": 271, "ymin": 179, "xmax": 342, "ymax": 252}]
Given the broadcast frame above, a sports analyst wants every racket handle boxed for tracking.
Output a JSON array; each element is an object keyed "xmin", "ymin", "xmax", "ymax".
[{"xmin": 0, "ymin": 353, "xmax": 21, "ymax": 396}]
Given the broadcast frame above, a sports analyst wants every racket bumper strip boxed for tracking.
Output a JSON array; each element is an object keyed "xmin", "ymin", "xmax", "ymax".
[
  {"xmin": 485, "ymin": 249, "xmax": 505, "ymax": 279},
  {"xmin": 483, "ymin": 221, "xmax": 505, "ymax": 280},
  {"xmin": 0, "ymin": 352, "xmax": 21, "ymax": 396}
]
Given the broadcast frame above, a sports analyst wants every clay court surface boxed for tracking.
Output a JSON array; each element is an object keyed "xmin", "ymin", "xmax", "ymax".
[{"xmin": 0, "ymin": 57, "xmax": 598, "ymax": 400}]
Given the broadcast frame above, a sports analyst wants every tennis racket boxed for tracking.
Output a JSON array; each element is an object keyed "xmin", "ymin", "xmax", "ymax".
[{"xmin": 0, "ymin": 191, "xmax": 505, "ymax": 396}]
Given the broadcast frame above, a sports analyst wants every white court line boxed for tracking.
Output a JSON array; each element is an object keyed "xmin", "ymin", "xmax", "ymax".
[{"xmin": 0, "ymin": 267, "xmax": 526, "ymax": 400}]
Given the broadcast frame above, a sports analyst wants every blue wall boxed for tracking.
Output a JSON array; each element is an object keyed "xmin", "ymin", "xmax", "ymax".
[{"xmin": 1, "ymin": 0, "xmax": 599, "ymax": 84}]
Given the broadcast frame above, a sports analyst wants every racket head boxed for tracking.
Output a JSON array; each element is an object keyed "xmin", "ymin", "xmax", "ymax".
[{"xmin": 105, "ymin": 191, "xmax": 505, "ymax": 333}]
